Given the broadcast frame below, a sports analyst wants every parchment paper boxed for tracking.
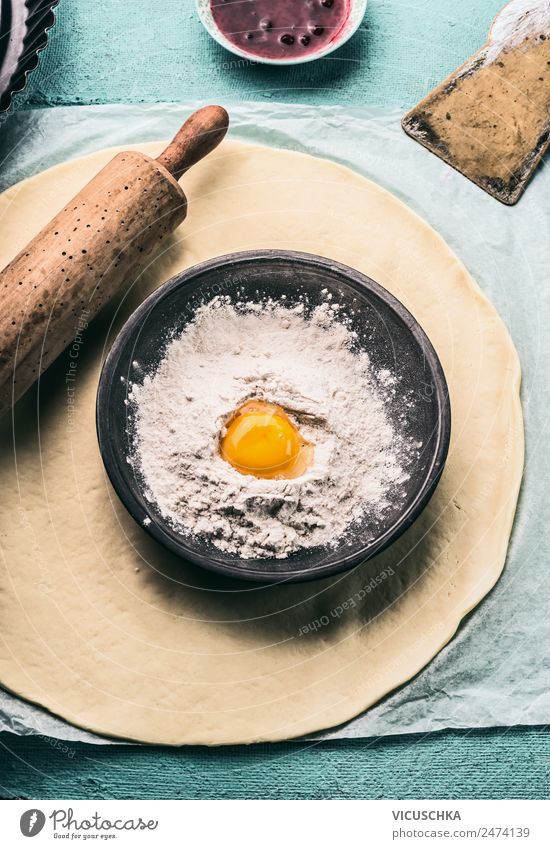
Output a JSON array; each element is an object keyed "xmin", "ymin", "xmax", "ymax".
[{"xmin": 0, "ymin": 102, "xmax": 548, "ymax": 743}]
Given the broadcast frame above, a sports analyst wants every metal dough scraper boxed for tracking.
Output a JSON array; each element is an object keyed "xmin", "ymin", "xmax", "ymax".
[{"xmin": 402, "ymin": 0, "xmax": 550, "ymax": 205}]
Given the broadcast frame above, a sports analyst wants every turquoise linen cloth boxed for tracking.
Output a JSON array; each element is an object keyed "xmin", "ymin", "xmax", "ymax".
[
  {"xmin": 1, "ymin": 0, "xmax": 548, "ymax": 801},
  {"xmin": 15, "ymin": 0, "xmax": 506, "ymax": 111}
]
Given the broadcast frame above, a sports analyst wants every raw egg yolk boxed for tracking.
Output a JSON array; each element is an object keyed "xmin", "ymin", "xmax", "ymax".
[{"xmin": 220, "ymin": 400, "xmax": 313, "ymax": 479}]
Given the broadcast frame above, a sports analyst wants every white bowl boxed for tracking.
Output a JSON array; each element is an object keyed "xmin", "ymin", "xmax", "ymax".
[{"xmin": 196, "ymin": 0, "xmax": 368, "ymax": 66}]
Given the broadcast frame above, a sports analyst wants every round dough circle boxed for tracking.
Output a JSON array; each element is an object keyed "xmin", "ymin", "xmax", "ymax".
[{"xmin": 0, "ymin": 141, "xmax": 523, "ymax": 745}]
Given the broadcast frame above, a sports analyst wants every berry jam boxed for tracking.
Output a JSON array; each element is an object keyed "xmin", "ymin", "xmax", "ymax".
[{"xmin": 210, "ymin": 0, "xmax": 350, "ymax": 60}]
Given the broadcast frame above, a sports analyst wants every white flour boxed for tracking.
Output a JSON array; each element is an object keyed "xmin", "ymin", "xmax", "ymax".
[{"xmin": 129, "ymin": 297, "xmax": 410, "ymax": 558}]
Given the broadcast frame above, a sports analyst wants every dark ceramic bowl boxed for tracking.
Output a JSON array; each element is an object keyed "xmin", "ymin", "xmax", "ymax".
[{"xmin": 97, "ymin": 251, "xmax": 450, "ymax": 583}]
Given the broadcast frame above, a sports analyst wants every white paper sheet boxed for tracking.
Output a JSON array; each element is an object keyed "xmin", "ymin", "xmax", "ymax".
[{"xmin": 0, "ymin": 102, "xmax": 548, "ymax": 743}]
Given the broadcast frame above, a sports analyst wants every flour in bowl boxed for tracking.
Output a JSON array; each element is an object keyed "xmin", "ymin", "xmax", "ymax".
[{"xmin": 128, "ymin": 296, "xmax": 411, "ymax": 558}]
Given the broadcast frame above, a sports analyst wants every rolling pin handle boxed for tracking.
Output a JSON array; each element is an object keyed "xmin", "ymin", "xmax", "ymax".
[{"xmin": 156, "ymin": 105, "xmax": 229, "ymax": 181}]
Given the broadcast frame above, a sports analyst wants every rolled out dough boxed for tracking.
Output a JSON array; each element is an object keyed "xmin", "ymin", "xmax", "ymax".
[{"xmin": 0, "ymin": 141, "xmax": 523, "ymax": 744}]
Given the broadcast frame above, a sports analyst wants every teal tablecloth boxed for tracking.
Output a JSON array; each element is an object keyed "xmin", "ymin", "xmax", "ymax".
[
  {"xmin": 2, "ymin": 730, "xmax": 550, "ymax": 799},
  {"xmin": 16, "ymin": 0, "xmax": 505, "ymax": 110},
  {"xmin": 3, "ymin": 0, "xmax": 548, "ymax": 800}
]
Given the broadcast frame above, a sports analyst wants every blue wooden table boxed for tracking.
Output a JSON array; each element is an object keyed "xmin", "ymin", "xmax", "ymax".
[{"xmin": 3, "ymin": 0, "xmax": 548, "ymax": 800}]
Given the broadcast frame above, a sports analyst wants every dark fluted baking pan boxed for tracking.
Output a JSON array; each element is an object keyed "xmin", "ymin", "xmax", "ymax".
[{"xmin": 0, "ymin": 0, "xmax": 58, "ymax": 111}]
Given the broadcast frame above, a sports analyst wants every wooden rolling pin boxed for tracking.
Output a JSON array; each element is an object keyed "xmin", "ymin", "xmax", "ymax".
[{"xmin": 0, "ymin": 104, "xmax": 229, "ymax": 416}]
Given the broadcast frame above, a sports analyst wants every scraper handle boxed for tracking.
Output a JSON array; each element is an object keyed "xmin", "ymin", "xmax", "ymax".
[{"xmin": 156, "ymin": 105, "xmax": 229, "ymax": 181}]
